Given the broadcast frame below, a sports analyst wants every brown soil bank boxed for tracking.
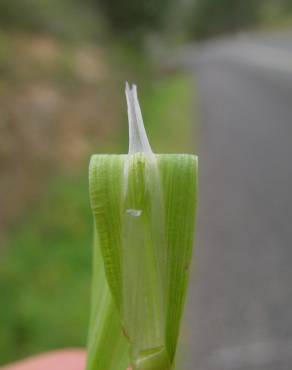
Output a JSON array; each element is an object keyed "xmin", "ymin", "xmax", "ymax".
[{"xmin": 0, "ymin": 33, "xmax": 123, "ymax": 237}]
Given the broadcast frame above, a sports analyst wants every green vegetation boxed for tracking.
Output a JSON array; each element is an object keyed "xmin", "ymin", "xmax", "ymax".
[
  {"xmin": 0, "ymin": 70, "xmax": 196, "ymax": 365},
  {"xmin": 2, "ymin": 0, "xmax": 291, "ymax": 366},
  {"xmin": 142, "ymin": 76, "xmax": 194, "ymax": 153},
  {"xmin": 0, "ymin": 0, "xmax": 103, "ymax": 41},
  {"xmin": 87, "ymin": 141, "xmax": 197, "ymax": 369},
  {"xmin": 0, "ymin": 1, "xmax": 198, "ymax": 365},
  {"xmin": 257, "ymin": 0, "xmax": 292, "ymax": 31},
  {"xmin": 0, "ymin": 0, "xmax": 178, "ymax": 43},
  {"xmin": 93, "ymin": 0, "xmax": 173, "ymax": 41},
  {"xmin": 188, "ymin": 0, "xmax": 260, "ymax": 39},
  {"xmin": 186, "ymin": 0, "xmax": 292, "ymax": 40},
  {"xmin": 0, "ymin": 175, "xmax": 92, "ymax": 363}
]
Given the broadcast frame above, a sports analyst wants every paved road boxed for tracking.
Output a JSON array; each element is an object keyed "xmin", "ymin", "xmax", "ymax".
[{"xmin": 182, "ymin": 35, "xmax": 292, "ymax": 370}]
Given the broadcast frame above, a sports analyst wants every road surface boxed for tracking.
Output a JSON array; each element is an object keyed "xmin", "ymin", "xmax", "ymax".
[{"xmin": 182, "ymin": 34, "xmax": 292, "ymax": 370}]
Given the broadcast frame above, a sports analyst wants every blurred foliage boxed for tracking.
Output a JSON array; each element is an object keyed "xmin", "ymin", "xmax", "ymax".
[
  {"xmin": 143, "ymin": 75, "xmax": 194, "ymax": 153},
  {"xmin": 0, "ymin": 175, "xmax": 92, "ymax": 363},
  {"xmin": 91, "ymin": 0, "xmax": 174, "ymax": 41},
  {"xmin": 0, "ymin": 36, "xmax": 195, "ymax": 362},
  {"xmin": 0, "ymin": 0, "xmax": 103, "ymax": 41},
  {"xmin": 188, "ymin": 0, "xmax": 261, "ymax": 39},
  {"xmin": 0, "ymin": 0, "xmax": 291, "ymax": 43},
  {"xmin": 186, "ymin": 0, "xmax": 292, "ymax": 39},
  {"xmin": 270, "ymin": 0, "xmax": 292, "ymax": 10},
  {"xmin": 259, "ymin": 0, "xmax": 292, "ymax": 29}
]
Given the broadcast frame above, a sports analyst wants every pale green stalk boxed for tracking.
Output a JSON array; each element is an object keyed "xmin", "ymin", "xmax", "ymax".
[{"xmin": 86, "ymin": 84, "xmax": 198, "ymax": 370}]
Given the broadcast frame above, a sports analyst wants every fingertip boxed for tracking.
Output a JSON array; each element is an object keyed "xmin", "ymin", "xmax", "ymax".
[{"xmin": 3, "ymin": 349, "xmax": 86, "ymax": 370}]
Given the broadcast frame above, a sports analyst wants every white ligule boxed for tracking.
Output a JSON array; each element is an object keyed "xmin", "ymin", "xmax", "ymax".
[{"xmin": 125, "ymin": 82, "xmax": 153, "ymax": 155}]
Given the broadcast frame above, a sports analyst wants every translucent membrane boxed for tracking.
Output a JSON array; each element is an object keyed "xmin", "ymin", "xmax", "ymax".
[{"xmin": 123, "ymin": 84, "xmax": 169, "ymax": 370}]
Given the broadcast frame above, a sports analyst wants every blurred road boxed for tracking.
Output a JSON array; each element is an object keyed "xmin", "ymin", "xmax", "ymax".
[{"xmin": 184, "ymin": 35, "xmax": 292, "ymax": 370}]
